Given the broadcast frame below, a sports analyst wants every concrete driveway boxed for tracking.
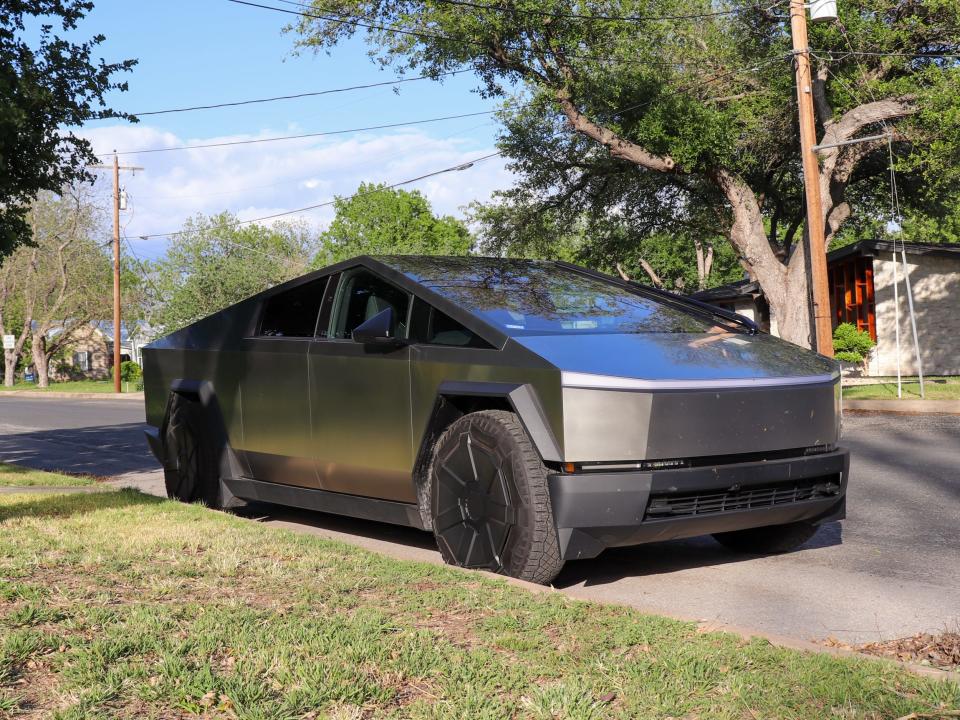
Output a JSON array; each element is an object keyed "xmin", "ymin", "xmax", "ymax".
[{"xmin": 1, "ymin": 394, "xmax": 957, "ymax": 644}]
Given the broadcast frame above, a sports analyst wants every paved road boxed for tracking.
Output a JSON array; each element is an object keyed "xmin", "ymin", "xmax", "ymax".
[{"xmin": 1, "ymin": 395, "xmax": 958, "ymax": 644}]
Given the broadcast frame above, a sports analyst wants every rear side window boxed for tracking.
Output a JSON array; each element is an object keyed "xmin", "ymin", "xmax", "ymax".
[
  {"xmin": 259, "ymin": 278, "xmax": 328, "ymax": 337},
  {"xmin": 410, "ymin": 298, "xmax": 493, "ymax": 348}
]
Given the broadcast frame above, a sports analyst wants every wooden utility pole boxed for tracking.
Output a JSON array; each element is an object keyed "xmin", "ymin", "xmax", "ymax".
[
  {"xmin": 789, "ymin": 0, "xmax": 834, "ymax": 357},
  {"xmin": 90, "ymin": 154, "xmax": 143, "ymax": 392}
]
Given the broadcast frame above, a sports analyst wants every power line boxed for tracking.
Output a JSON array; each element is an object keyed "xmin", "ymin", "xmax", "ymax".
[
  {"xmin": 128, "ymin": 70, "xmax": 468, "ymax": 117},
  {"xmin": 227, "ymin": 0, "xmax": 752, "ymax": 67},
  {"xmin": 99, "ymin": 110, "xmax": 495, "ymax": 156},
  {"xmin": 428, "ymin": 0, "xmax": 783, "ymax": 24},
  {"xmin": 814, "ymin": 49, "xmax": 960, "ymax": 60},
  {"xmin": 137, "ymin": 151, "xmax": 503, "ymax": 240}
]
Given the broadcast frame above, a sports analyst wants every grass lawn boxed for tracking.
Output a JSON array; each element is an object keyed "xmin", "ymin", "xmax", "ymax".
[
  {"xmin": 843, "ymin": 376, "xmax": 960, "ymax": 401},
  {"xmin": 0, "ymin": 463, "xmax": 94, "ymax": 488},
  {"xmin": 0, "ymin": 379, "xmax": 138, "ymax": 394},
  {"xmin": 1, "ymin": 487, "xmax": 957, "ymax": 719}
]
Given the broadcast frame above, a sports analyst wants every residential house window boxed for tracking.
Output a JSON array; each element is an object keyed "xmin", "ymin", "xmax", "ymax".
[
  {"xmin": 828, "ymin": 256, "xmax": 877, "ymax": 341},
  {"xmin": 73, "ymin": 351, "xmax": 90, "ymax": 372}
]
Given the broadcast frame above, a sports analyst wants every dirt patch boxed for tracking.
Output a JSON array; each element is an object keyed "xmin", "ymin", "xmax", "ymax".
[{"xmin": 823, "ymin": 632, "xmax": 960, "ymax": 670}]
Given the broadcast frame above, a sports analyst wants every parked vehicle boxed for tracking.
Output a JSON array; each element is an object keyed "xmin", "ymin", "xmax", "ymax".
[{"xmin": 143, "ymin": 256, "xmax": 848, "ymax": 584}]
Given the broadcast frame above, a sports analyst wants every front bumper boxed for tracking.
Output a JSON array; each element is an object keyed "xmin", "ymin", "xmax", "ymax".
[{"xmin": 548, "ymin": 448, "xmax": 849, "ymax": 560}]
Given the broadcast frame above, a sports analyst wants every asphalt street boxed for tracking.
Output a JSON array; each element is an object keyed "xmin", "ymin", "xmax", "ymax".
[{"xmin": 1, "ymin": 394, "xmax": 957, "ymax": 644}]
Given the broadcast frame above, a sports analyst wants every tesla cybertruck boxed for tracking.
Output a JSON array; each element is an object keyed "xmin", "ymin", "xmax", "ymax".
[{"xmin": 142, "ymin": 256, "xmax": 848, "ymax": 583}]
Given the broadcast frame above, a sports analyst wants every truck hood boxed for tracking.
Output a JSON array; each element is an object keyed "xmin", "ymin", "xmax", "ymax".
[{"xmin": 512, "ymin": 331, "xmax": 838, "ymax": 389}]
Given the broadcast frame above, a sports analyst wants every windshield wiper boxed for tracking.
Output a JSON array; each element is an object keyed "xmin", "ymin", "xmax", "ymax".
[{"xmin": 554, "ymin": 261, "xmax": 760, "ymax": 335}]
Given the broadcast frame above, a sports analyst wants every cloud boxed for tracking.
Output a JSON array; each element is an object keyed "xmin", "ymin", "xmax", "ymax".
[{"xmin": 79, "ymin": 123, "xmax": 512, "ymax": 260}]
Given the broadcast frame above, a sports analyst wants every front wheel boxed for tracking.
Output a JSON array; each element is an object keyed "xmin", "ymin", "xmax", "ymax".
[
  {"xmin": 712, "ymin": 521, "xmax": 819, "ymax": 554},
  {"xmin": 428, "ymin": 410, "xmax": 564, "ymax": 585},
  {"xmin": 162, "ymin": 393, "xmax": 222, "ymax": 507}
]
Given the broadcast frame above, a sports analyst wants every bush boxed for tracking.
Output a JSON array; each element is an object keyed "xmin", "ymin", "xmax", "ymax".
[
  {"xmin": 833, "ymin": 323, "xmax": 875, "ymax": 363},
  {"xmin": 119, "ymin": 360, "xmax": 142, "ymax": 391}
]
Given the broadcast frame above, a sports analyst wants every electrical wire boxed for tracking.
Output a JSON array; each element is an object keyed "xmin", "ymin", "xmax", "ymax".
[
  {"xmin": 99, "ymin": 110, "xmax": 494, "ymax": 156},
  {"xmin": 126, "ymin": 70, "xmax": 469, "ymax": 117},
  {"xmin": 813, "ymin": 49, "xmax": 960, "ymax": 61},
  {"xmin": 417, "ymin": 0, "xmax": 782, "ymax": 23},
  {"xmin": 137, "ymin": 151, "xmax": 503, "ymax": 240},
  {"xmin": 227, "ymin": 0, "xmax": 754, "ymax": 67}
]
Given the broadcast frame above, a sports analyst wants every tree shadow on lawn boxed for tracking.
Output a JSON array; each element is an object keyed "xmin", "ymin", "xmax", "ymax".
[{"xmin": 0, "ymin": 488, "xmax": 161, "ymax": 522}]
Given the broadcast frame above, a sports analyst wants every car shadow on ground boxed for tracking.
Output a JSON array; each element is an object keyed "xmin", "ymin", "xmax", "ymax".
[
  {"xmin": 0, "ymin": 423, "xmax": 159, "ymax": 477},
  {"xmin": 235, "ymin": 501, "xmax": 843, "ymax": 587},
  {"xmin": 553, "ymin": 521, "xmax": 843, "ymax": 588}
]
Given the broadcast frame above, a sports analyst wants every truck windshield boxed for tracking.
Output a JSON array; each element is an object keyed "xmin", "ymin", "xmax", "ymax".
[{"xmin": 389, "ymin": 258, "xmax": 716, "ymax": 336}]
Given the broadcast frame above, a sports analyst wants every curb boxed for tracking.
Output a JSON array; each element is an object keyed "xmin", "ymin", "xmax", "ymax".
[
  {"xmin": 0, "ymin": 485, "xmax": 111, "ymax": 494},
  {"xmin": 844, "ymin": 398, "xmax": 960, "ymax": 415},
  {"xmin": 0, "ymin": 390, "xmax": 144, "ymax": 401}
]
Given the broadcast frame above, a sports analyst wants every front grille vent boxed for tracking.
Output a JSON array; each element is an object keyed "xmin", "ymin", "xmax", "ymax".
[{"xmin": 644, "ymin": 477, "xmax": 841, "ymax": 520}]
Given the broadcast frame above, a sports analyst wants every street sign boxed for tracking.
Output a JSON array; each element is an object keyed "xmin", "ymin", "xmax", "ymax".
[{"xmin": 2, "ymin": 335, "xmax": 13, "ymax": 350}]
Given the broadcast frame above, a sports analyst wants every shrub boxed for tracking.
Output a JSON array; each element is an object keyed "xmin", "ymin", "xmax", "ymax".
[
  {"xmin": 833, "ymin": 323, "xmax": 875, "ymax": 363},
  {"xmin": 119, "ymin": 360, "xmax": 142, "ymax": 391}
]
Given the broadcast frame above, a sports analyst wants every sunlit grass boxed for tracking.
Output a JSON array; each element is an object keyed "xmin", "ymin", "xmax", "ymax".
[
  {"xmin": 0, "ymin": 379, "xmax": 137, "ymax": 393},
  {"xmin": 844, "ymin": 376, "xmax": 960, "ymax": 401},
  {"xmin": 0, "ymin": 482, "xmax": 956, "ymax": 718},
  {"xmin": 0, "ymin": 463, "xmax": 94, "ymax": 488}
]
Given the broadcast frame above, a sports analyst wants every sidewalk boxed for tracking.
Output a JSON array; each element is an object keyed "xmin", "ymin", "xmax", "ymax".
[
  {"xmin": 844, "ymin": 398, "xmax": 960, "ymax": 415},
  {"xmin": 0, "ymin": 390, "xmax": 144, "ymax": 400}
]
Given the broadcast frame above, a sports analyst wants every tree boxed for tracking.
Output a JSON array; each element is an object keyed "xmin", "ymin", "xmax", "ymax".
[
  {"xmin": 0, "ymin": 0, "xmax": 136, "ymax": 258},
  {"xmin": 316, "ymin": 183, "xmax": 473, "ymax": 265},
  {"xmin": 0, "ymin": 189, "xmax": 111, "ymax": 386},
  {"xmin": 291, "ymin": 0, "xmax": 959, "ymax": 347},
  {"xmin": 149, "ymin": 213, "xmax": 320, "ymax": 333}
]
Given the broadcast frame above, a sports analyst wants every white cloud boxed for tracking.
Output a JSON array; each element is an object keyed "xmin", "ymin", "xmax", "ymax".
[{"xmin": 80, "ymin": 124, "xmax": 512, "ymax": 260}]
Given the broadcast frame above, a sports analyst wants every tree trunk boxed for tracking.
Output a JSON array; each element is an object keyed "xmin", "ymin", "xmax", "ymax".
[
  {"xmin": 31, "ymin": 335, "xmax": 49, "ymax": 388},
  {"xmin": 3, "ymin": 351, "xmax": 16, "ymax": 387},
  {"xmin": 770, "ymin": 243, "xmax": 814, "ymax": 347}
]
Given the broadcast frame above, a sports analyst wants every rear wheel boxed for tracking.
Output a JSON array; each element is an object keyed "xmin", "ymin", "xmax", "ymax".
[
  {"xmin": 712, "ymin": 521, "xmax": 818, "ymax": 554},
  {"xmin": 162, "ymin": 394, "xmax": 221, "ymax": 507},
  {"xmin": 428, "ymin": 410, "xmax": 563, "ymax": 585}
]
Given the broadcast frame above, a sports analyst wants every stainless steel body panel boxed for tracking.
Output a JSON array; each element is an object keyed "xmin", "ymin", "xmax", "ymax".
[
  {"xmin": 238, "ymin": 337, "xmax": 317, "ymax": 488},
  {"xmin": 308, "ymin": 340, "xmax": 414, "ymax": 502}
]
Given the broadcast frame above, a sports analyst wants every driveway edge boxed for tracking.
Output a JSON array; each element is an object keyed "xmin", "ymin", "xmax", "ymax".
[
  {"xmin": 0, "ymin": 390, "xmax": 144, "ymax": 401},
  {"xmin": 844, "ymin": 398, "xmax": 960, "ymax": 414}
]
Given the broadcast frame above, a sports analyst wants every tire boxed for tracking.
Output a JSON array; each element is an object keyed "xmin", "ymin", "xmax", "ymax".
[
  {"xmin": 162, "ymin": 393, "xmax": 221, "ymax": 507},
  {"xmin": 428, "ymin": 410, "xmax": 564, "ymax": 584},
  {"xmin": 712, "ymin": 521, "xmax": 819, "ymax": 554}
]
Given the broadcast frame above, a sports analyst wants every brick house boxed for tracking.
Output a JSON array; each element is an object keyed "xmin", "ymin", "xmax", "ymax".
[{"xmin": 694, "ymin": 240, "xmax": 960, "ymax": 376}]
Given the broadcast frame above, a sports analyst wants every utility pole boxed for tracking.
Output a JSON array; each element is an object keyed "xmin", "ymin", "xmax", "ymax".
[
  {"xmin": 90, "ymin": 154, "xmax": 143, "ymax": 393},
  {"xmin": 789, "ymin": 0, "xmax": 834, "ymax": 357}
]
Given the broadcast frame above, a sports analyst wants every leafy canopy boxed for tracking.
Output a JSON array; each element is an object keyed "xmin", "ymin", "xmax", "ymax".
[
  {"xmin": 316, "ymin": 183, "xmax": 473, "ymax": 265},
  {"xmin": 0, "ymin": 0, "xmax": 136, "ymax": 257},
  {"xmin": 148, "ymin": 213, "xmax": 320, "ymax": 333}
]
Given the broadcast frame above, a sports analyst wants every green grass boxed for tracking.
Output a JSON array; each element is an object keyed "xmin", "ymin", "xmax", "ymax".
[
  {"xmin": 0, "ymin": 485, "xmax": 957, "ymax": 719},
  {"xmin": 0, "ymin": 379, "xmax": 138, "ymax": 393},
  {"xmin": 0, "ymin": 463, "xmax": 94, "ymax": 488},
  {"xmin": 843, "ymin": 376, "xmax": 960, "ymax": 401}
]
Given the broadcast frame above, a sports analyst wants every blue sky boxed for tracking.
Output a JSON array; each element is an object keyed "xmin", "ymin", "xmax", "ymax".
[{"xmin": 68, "ymin": 0, "xmax": 512, "ymax": 258}]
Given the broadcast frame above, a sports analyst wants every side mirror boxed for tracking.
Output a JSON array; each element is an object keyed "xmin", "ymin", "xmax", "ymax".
[{"xmin": 351, "ymin": 307, "xmax": 405, "ymax": 346}]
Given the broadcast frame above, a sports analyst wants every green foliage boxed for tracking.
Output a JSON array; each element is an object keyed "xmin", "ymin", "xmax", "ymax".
[
  {"xmin": 833, "ymin": 323, "xmax": 876, "ymax": 362},
  {"xmin": 291, "ymin": 0, "xmax": 960, "ymax": 305},
  {"xmin": 119, "ymin": 360, "xmax": 141, "ymax": 383},
  {"xmin": 316, "ymin": 183, "xmax": 473, "ymax": 266},
  {"xmin": 148, "ymin": 213, "xmax": 320, "ymax": 333},
  {"xmin": 0, "ymin": 1, "xmax": 136, "ymax": 258}
]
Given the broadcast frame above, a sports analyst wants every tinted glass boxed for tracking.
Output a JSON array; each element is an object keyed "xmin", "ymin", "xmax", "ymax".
[
  {"xmin": 382, "ymin": 257, "xmax": 712, "ymax": 336},
  {"xmin": 259, "ymin": 278, "xmax": 327, "ymax": 337},
  {"xmin": 331, "ymin": 269, "xmax": 411, "ymax": 339},
  {"xmin": 410, "ymin": 298, "xmax": 492, "ymax": 348}
]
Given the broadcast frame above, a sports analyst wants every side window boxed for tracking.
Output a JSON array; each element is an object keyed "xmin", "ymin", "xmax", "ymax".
[
  {"xmin": 258, "ymin": 277, "xmax": 328, "ymax": 337},
  {"xmin": 410, "ymin": 297, "xmax": 493, "ymax": 348},
  {"xmin": 330, "ymin": 269, "xmax": 411, "ymax": 340}
]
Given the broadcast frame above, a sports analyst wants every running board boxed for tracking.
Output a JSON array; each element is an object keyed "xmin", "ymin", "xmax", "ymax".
[{"xmin": 222, "ymin": 476, "xmax": 426, "ymax": 530}]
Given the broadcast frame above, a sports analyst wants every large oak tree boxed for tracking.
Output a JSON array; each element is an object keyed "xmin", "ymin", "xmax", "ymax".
[{"xmin": 290, "ymin": 0, "xmax": 959, "ymax": 346}]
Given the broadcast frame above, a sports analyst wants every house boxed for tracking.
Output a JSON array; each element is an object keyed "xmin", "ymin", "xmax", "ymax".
[
  {"xmin": 694, "ymin": 239, "xmax": 960, "ymax": 376},
  {"xmin": 36, "ymin": 321, "xmax": 146, "ymax": 381}
]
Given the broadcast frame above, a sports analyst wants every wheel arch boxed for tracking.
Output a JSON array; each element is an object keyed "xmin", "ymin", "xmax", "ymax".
[
  {"xmin": 151, "ymin": 379, "xmax": 245, "ymax": 484},
  {"xmin": 411, "ymin": 381, "xmax": 562, "ymax": 531}
]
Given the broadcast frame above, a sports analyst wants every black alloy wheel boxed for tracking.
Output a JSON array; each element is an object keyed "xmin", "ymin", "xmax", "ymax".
[
  {"xmin": 429, "ymin": 410, "xmax": 563, "ymax": 584},
  {"xmin": 162, "ymin": 393, "xmax": 220, "ymax": 507}
]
